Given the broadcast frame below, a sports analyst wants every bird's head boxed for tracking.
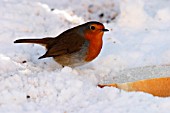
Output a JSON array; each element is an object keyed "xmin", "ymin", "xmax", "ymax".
[{"xmin": 77, "ymin": 21, "xmax": 109, "ymax": 41}]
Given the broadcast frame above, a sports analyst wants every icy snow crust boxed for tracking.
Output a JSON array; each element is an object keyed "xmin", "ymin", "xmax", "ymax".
[{"xmin": 1, "ymin": 0, "xmax": 170, "ymax": 113}]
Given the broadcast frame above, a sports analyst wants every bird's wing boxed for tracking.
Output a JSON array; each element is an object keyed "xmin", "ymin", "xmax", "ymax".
[{"xmin": 39, "ymin": 32, "xmax": 86, "ymax": 59}]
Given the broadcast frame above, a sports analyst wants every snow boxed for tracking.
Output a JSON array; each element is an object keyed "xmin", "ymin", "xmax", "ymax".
[{"xmin": 0, "ymin": 0, "xmax": 170, "ymax": 113}]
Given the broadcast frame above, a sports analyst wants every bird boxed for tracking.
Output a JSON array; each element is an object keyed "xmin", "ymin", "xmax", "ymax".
[{"xmin": 14, "ymin": 21, "xmax": 109, "ymax": 67}]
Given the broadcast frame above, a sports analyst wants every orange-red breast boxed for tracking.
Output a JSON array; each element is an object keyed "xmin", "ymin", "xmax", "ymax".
[{"xmin": 14, "ymin": 21, "xmax": 109, "ymax": 67}]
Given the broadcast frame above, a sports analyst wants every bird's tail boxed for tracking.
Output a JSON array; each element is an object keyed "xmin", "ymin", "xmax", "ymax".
[{"xmin": 14, "ymin": 38, "xmax": 54, "ymax": 45}]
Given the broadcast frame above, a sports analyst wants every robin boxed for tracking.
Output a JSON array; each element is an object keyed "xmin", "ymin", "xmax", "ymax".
[{"xmin": 14, "ymin": 21, "xmax": 109, "ymax": 67}]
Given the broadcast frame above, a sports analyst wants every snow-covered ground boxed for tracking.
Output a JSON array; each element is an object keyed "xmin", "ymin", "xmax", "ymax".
[{"xmin": 1, "ymin": 0, "xmax": 170, "ymax": 113}]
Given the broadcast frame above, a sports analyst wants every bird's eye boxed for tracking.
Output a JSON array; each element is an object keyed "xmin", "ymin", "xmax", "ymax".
[{"xmin": 90, "ymin": 26, "xmax": 95, "ymax": 30}]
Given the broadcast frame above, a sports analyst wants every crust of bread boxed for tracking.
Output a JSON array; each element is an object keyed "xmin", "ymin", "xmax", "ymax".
[{"xmin": 98, "ymin": 77, "xmax": 170, "ymax": 97}]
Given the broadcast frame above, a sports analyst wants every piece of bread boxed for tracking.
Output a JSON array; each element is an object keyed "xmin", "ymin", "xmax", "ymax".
[{"xmin": 98, "ymin": 77, "xmax": 170, "ymax": 97}]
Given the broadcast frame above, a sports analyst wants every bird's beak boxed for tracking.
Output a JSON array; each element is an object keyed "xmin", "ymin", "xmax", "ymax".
[{"xmin": 102, "ymin": 28, "xmax": 109, "ymax": 32}]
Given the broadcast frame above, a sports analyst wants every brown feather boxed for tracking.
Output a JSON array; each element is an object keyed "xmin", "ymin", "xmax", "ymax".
[
  {"xmin": 39, "ymin": 31, "xmax": 86, "ymax": 59},
  {"xmin": 14, "ymin": 38, "xmax": 55, "ymax": 47}
]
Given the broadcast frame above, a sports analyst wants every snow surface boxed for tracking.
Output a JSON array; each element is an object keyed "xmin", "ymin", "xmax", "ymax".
[{"xmin": 1, "ymin": 0, "xmax": 170, "ymax": 113}]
